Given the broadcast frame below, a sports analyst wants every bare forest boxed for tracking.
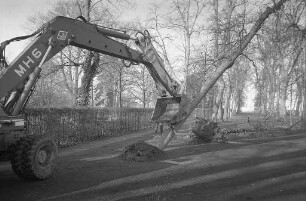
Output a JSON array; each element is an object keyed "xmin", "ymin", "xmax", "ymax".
[
  {"xmin": 23, "ymin": 0, "xmax": 305, "ymax": 129},
  {"xmin": 1, "ymin": 1, "xmax": 306, "ymax": 199}
]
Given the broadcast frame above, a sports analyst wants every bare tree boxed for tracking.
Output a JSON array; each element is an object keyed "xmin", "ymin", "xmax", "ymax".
[
  {"xmin": 125, "ymin": 65, "xmax": 155, "ymax": 108},
  {"xmin": 251, "ymin": 0, "xmax": 305, "ymax": 121},
  {"xmin": 158, "ymin": 0, "xmax": 289, "ymax": 149},
  {"xmin": 211, "ymin": 0, "xmax": 250, "ymax": 120},
  {"xmin": 166, "ymin": 0, "xmax": 206, "ymax": 93}
]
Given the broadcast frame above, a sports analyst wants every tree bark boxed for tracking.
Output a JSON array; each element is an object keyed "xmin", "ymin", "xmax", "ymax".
[
  {"xmin": 295, "ymin": 80, "xmax": 302, "ymax": 116},
  {"xmin": 223, "ymin": 73, "xmax": 232, "ymax": 119},
  {"xmin": 76, "ymin": 0, "xmax": 101, "ymax": 106},
  {"xmin": 212, "ymin": 80, "xmax": 224, "ymax": 120},
  {"xmin": 279, "ymin": 45, "xmax": 303, "ymax": 119},
  {"xmin": 211, "ymin": 0, "xmax": 221, "ymax": 120},
  {"xmin": 158, "ymin": 0, "xmax": 289, "ymax": 150},
  {"xmin": 303, "ymin": 41, "xmax": 306, "ymax": 130},
  {"xmin": 78, "ymin": 52, "xmax": 100, "ymax": 106}
]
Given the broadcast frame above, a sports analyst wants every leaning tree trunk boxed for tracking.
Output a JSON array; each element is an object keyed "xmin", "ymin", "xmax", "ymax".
[{"xmin": 158, "ymin": 0, "xmax": 289, "ymax": 150}]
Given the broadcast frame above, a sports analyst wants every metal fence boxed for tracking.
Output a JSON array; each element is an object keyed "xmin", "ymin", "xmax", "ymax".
[{"xmin": 25, "ymin": 107, "xmax": 155, "ymax": 146}]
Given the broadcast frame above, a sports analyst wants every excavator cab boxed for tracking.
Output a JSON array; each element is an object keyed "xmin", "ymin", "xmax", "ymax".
[{"xmin": 151, "ymin": 96, "xmax": 181, "ymax": 123}]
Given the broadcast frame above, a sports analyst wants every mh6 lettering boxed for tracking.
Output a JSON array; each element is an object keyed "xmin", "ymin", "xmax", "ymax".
[{"xmin": 14, "ymin": 48, "xmax": 42, "ymax": 77}]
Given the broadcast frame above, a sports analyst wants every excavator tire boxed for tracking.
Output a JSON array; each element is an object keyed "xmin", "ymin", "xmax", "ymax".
[{"xmin": 11, "ymin": 136, "xmax": 57, "ymax": 180}]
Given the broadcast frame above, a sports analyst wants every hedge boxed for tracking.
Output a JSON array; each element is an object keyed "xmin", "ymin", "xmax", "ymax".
[{"xmin": 24, "ymin": 107, "xmax": 155, "ymax": 146}]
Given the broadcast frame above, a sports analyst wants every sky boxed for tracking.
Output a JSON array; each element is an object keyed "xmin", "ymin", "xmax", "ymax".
[
  {"xmin": 0, "ymin": 0, "xmax": 151, "ymax": 62},
  {"xmin": 0, "ymin": 0, "xmax": 54, "ymax": 61}
]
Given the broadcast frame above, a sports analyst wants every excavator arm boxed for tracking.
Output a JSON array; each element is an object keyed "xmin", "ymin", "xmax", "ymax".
[
  {"xmin": 0, "ymin": 16, "xmax": 190, "ymax": 179},
  {"xmin": 0, "ymin": 16, "xmax": 188, "ymax": 124}
]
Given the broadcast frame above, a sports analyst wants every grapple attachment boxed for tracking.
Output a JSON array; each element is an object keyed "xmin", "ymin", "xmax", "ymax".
[{"xmin": 151, "ymin": 96, "xmax": 181, "ymax": 123}]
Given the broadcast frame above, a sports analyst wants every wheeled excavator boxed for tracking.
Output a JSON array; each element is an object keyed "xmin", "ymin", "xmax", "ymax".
[{"xmin": 0, "ymin": 16, "xmax": 189, "ymax": 180}]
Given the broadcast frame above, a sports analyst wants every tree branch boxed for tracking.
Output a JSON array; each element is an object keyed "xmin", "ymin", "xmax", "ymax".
[{"xmin": 158, "ymin": 0, "xmax": 290, "ymax": 150}]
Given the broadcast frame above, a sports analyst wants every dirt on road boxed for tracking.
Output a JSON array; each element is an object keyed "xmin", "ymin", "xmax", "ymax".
[{"xmin": 0, "ymin": 113, "xmax": 305, "ymax": 201}]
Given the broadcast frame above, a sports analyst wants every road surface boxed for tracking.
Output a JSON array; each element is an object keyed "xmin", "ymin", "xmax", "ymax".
[{"xmin": 0, "ymin": 128, "xmax": 305, "ymax": 201}]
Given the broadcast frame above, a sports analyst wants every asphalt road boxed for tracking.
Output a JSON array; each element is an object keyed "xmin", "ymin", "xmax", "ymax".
[{"xmin": 0, "ymin": 130, "xmax": 305, "ymax": 201}]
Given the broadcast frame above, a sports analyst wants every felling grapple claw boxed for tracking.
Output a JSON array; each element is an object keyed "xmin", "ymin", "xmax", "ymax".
[
  {"xmin": 135, "ymin": 31, "xmax": 190, "ymax": 125},
  {"xmin": 151, "ymin": 94, "xmax": 190, "ymax": 125},
  {"xmin": 151, "ymin": 96, "xmax": 181, "ymax": 123}
]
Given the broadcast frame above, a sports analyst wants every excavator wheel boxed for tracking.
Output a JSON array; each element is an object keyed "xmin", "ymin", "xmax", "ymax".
[{"xmin": 11, "ymin": 136, "xmax": 57, "ymax": 180}]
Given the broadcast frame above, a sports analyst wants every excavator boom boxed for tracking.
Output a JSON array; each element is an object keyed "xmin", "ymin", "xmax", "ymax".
[
  {"xmin": 0, "ymin": 15, "xmax": 190, "ymax": 180},
  {"xmin": 0, "ymin": 16, "xmax": 187, "ymax": 123},
  {"xmin": 0, "ymin": 16, "xmax": 144, "ymax": 101}
]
